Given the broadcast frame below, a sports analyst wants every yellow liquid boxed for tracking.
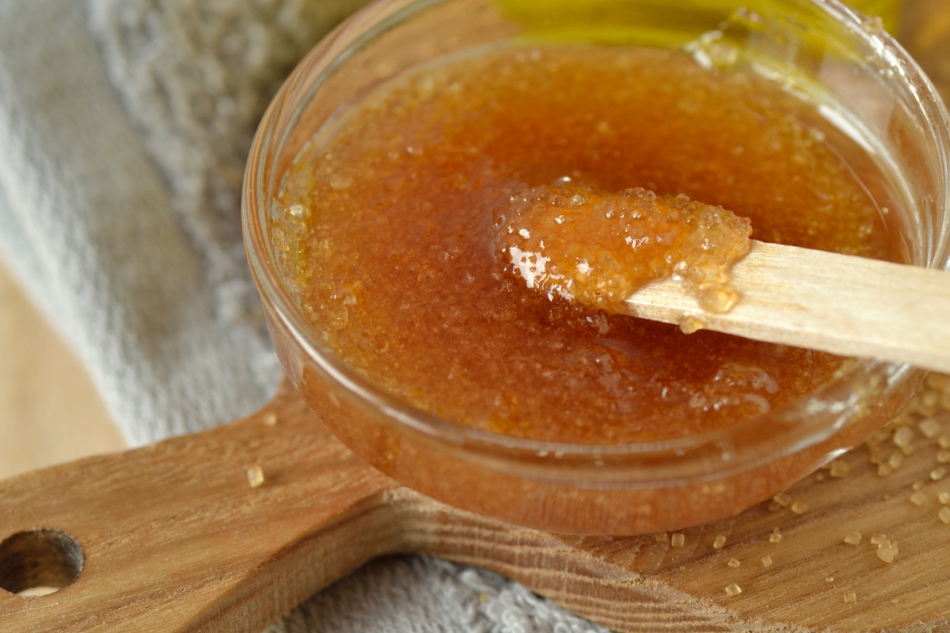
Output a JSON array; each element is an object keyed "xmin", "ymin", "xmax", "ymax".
[
  {"xmin": 850, "ymin": 0, "xmax": 902, "ymax": 29},
  {"xmin": 496, "ymin": 0, "xmax": 903, "ymax": 42}
]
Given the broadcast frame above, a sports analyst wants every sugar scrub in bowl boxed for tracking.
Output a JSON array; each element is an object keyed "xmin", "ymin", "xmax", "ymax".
[{"xmin": 243, "ymin": 0, "xmax": 950, "ymax": 534}]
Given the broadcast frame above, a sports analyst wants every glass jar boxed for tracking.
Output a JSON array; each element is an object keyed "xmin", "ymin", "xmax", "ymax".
[{"xmin": 243, "ymin": 0, "xmax": 950, "ymax": 534}]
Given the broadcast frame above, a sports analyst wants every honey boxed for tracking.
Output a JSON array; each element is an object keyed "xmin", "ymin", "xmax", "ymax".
[{"xmin": 274, "ymin": 44, "xmax": 904, "ymax": 446}]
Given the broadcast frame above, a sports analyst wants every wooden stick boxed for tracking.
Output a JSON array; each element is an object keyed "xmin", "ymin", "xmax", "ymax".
[{"xmin": 626, "ymin": 240, "xmax": 950, "ymax": 373}]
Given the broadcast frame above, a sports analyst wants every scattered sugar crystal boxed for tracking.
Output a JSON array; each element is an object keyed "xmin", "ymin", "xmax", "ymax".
[
  {"xmin": 888, "ymin": 452, "xmax": 904, "ymax": 470},
  {"xmin": 876, "ymin": 546, "xmax": 896, "ymax": 564},
  {"xmin": 773, "ymin": 492, "xmax": 793, "ymax": 507},
  {"xmin": 843, "ymin": 531, "xmax": 862, "ymax": 545},
  {"xmin": 910, "ymin": 491, "xmax": 928, "ymax": 506},
  {"xmin": 246, "ymin": 464, "xmax": 265, "ymax": 488},
  {"xmin": 873, "ymin": 537, "xmax": 898, "ymax": 564},
  {"xmin": 713, "ymin": 535, "xmax": 727, "ymax": 549},
  {"xmin": 939, "ymin": 491, "xmax": 950, "ymax": 505},
  {"xmin": 920, "ymin": 390, "xmax": 940, "ymax": 411},
  {"xmin": 724, "ymin": 583, "xmax": 742, "ymax": 597},
  {"xmin": 671, "ymin": 533, "xmax": 686, "ymax": 547},
  {"xmin": 829, "ymin": 460, "xmax": 850, "ymax": 478},
  {"xmin": 844, "ymin": 591, "xmax": 857, "ymax": 604},
  {"xmin": 790, "ymin": 500, "xmax": 808, "ymax": 515},
  {"xmin": 940, "ymin": 507, "xmax": 950, "ymax": 524},
  {"xmin": 769, "ymin": 528, "xmax": 783, "ymax": 543},
  {"xmin": 727, "ymin": 558, "xmax": 741, "ymax": 568},
  {"xmin": 919, "ymin": 417, "xmax": 943, "ymax": 438},
  {"xmin": 761, "ymin": 555, "xmax": 773, "ymax": 568},
  {"xmin": 932, "ymin": 467, "xmax": 947, "ymax": 481},
  {"xmin": 892, "ymin": 426, "xmax": 915, "ymax": 450}
]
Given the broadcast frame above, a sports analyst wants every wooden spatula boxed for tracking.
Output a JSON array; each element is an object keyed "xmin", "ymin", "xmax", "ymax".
[{"xmin": 501, "ymin": 184, "xmax": 949, "ymax": 372}]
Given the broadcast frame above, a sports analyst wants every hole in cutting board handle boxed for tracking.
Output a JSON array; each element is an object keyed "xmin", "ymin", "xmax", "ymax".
[{"xmin": 0, "ymin": 528, "xmax": 84, "ymax": 596}]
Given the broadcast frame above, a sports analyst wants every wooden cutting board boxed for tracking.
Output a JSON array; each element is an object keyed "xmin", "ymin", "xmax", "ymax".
[{"xmin": 2, "ymin": 379, "xmax": 950, "ymax": 632}]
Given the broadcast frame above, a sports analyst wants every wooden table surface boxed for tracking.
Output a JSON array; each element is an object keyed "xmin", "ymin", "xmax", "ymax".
[{"xmin": 0, "ymin": 261, "xmax": 124, "ymax": 481}]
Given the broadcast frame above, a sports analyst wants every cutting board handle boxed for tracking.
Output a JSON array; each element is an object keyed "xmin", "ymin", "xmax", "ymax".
[
  {"xmin": 0, "ymin": 380, "xmax": 742, "ymax": 633},
  {"xmin": 0, "ymin": 383, "xmax": 412, "ymax": 631},
  {"xmin": 4, "ymin": 382, "xmax": 950, "ymax": 632}
]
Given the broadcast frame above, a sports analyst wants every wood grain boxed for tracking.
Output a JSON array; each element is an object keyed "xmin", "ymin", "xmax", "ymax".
[
  {"xmin": 6, "ymin": 4, "xmax": 950, "ymax": 625},
  {"xmin": 626, "ymin": 240, "xmax": 950, "ymax": 374},
  {"xmin": 3, "ymin": 380, "xmax": 950, "ymax": 633}
]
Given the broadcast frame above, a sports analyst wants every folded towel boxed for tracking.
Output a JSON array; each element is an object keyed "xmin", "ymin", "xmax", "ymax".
[{"xmin": 0, "ymin": 1, "xmax": 606, "ymax": 631}]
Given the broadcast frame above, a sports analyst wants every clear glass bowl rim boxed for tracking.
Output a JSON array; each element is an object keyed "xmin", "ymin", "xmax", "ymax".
[{"xmin": 243, "ymin": 0, "xmax": 950, "ymax": 481}]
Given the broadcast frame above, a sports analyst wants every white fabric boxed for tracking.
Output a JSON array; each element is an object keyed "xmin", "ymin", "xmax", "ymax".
[{"xmin": 0, "ymin": 1, "xmax": 608, "ymax": 631}]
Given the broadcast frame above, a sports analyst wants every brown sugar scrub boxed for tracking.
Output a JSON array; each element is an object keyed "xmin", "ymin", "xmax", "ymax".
[
  {"xmin": 242, "ymin": 11, "xmax": 950, "ymax": 534},
  {"xmin": 275, "ymin": 44, "xmax": 905, "ymax": 446},
  {"xmin": 498, "ymin": 182, "xmax": 753, "ymax": 315}
]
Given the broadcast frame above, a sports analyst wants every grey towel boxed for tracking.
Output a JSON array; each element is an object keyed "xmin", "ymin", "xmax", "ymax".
[{"xmin": 0, "ymin": 1, "xmax": 607, "ymax": 631}]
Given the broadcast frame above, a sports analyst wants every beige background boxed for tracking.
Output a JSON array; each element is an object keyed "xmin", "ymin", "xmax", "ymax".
[{"xmin": 0, "ymin": 261, "xmax": 123, "ymax": 481}]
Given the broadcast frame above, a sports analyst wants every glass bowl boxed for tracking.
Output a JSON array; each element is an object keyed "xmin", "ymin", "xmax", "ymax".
[{"xmin": 243, "ymin": 0, "xmax": 950, "ymax": 535}]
